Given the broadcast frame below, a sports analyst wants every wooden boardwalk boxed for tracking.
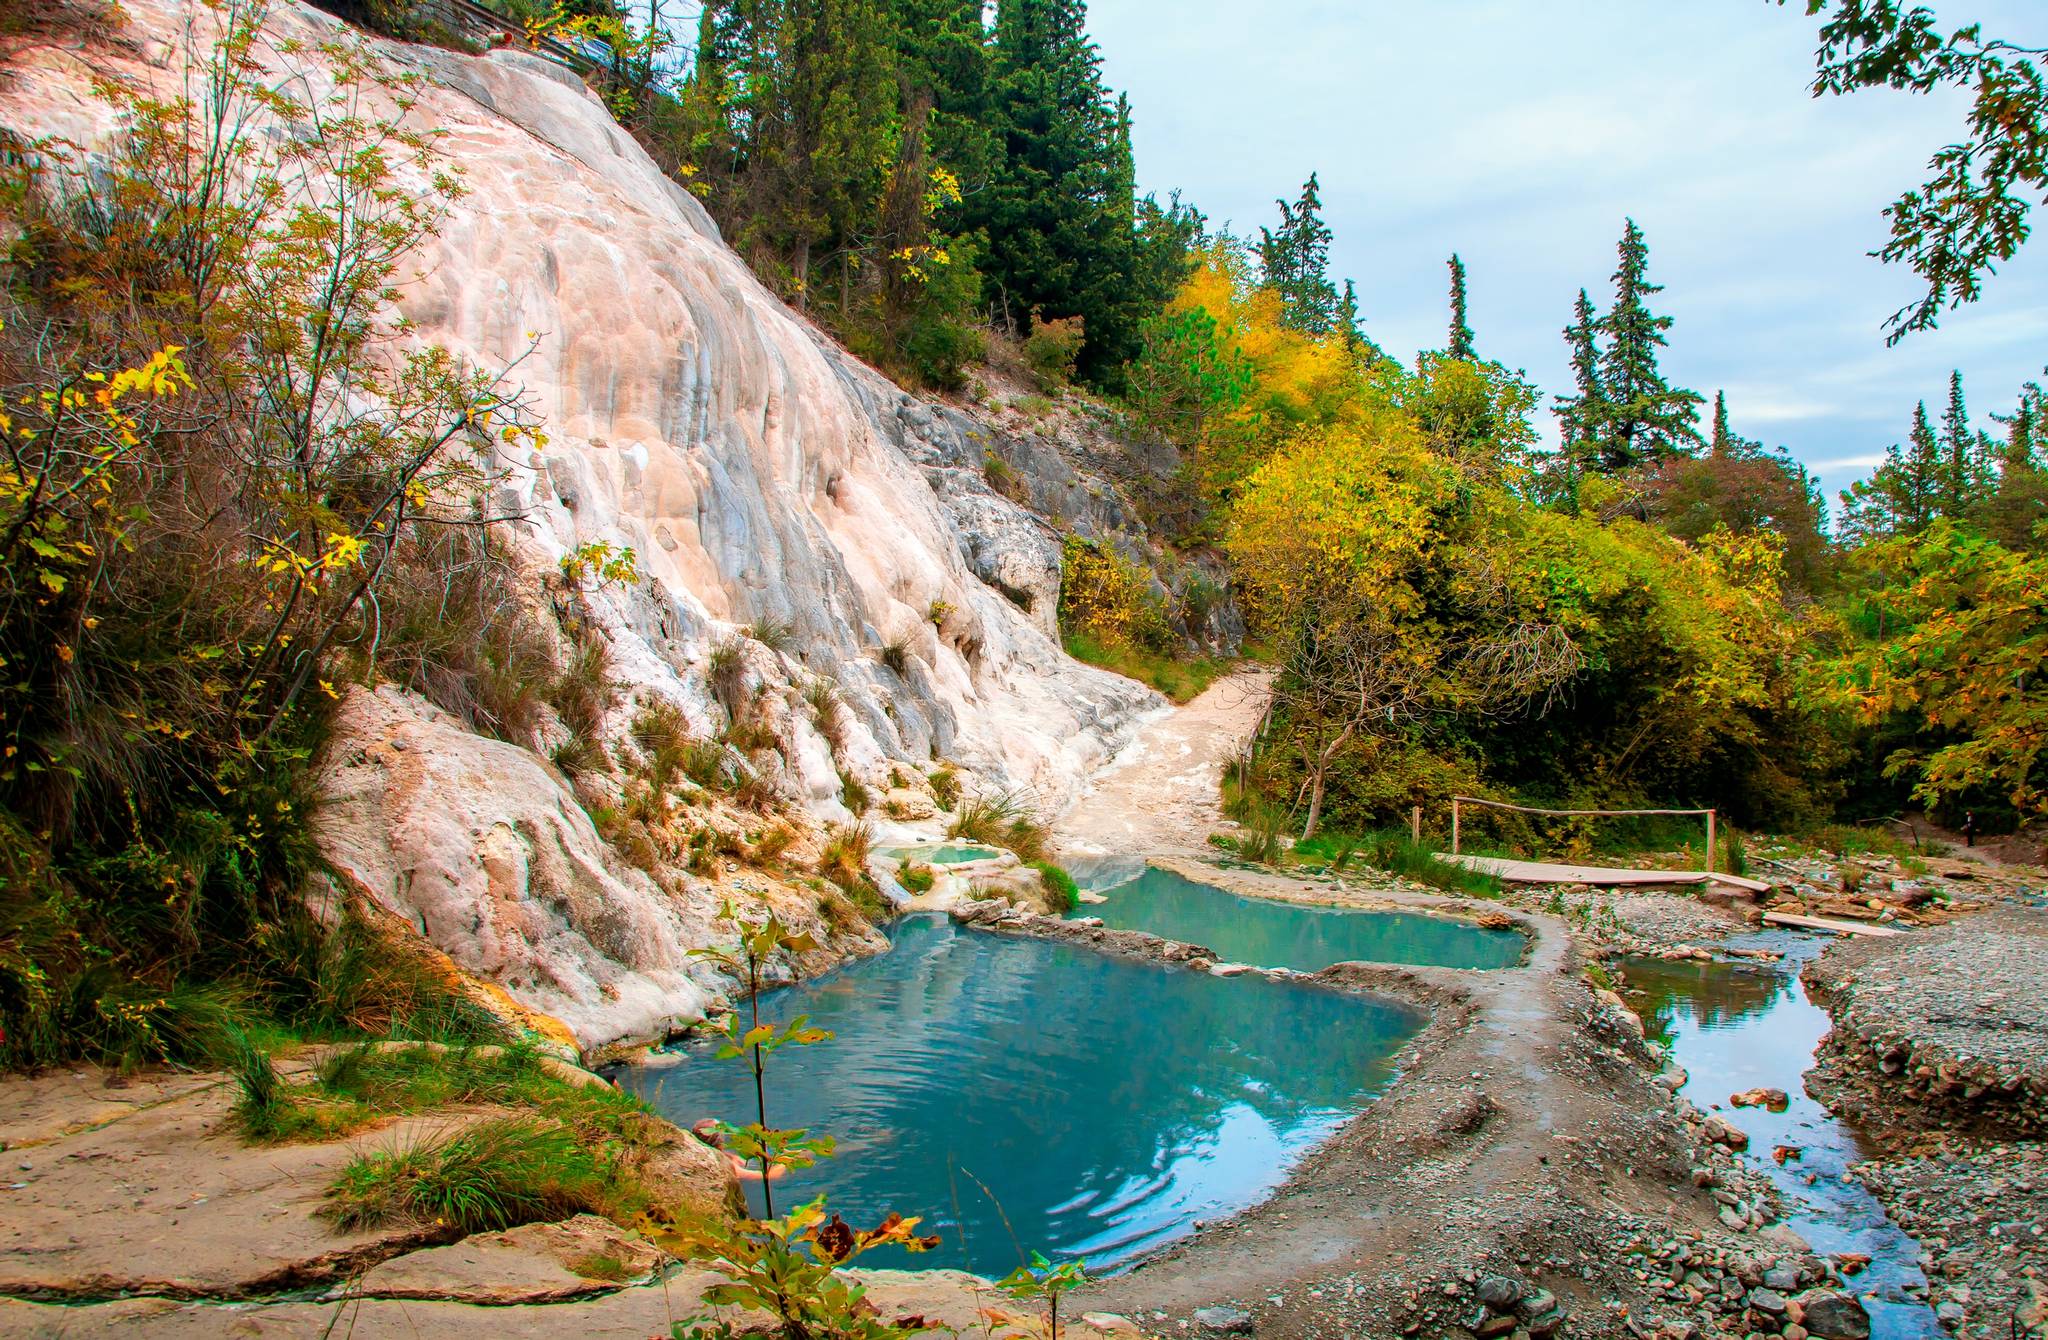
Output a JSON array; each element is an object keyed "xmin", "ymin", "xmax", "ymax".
[
  {"xmin": 1437, "ymin": 853, "xmax": 1773, "ymax": 895},
  {"xmin": 1760, "ymin": 910, "xmax": 1904, "ymax": 938}
]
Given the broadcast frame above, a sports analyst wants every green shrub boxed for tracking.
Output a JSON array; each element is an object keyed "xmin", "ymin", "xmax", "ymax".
[
  {"xmin": 1022, "ymin": 314, "xmax": 1085, "ymax": 389},
  {"xmin": 928, "ymin": 765, "xmax": 960, "ymax": 810},
  {"xmin": 898, "ymin": 863, "xmax": 936, "ymax": 894}
]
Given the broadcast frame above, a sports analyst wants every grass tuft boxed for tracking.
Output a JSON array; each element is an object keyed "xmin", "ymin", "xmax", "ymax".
[
  {"xmin": 323, "ymin": 1116, "xmax": 605, "ymax": 1236},
  {"xmin": 948, "ymin": 790, "xmax": 1051, "ymax": 863},
  {"xmin": 1030, "ymin": 860, "xmax": 1078, "ymax": 912},
  {"xmin": 1295, "ymin": 829, "xmax": 1504, "ymax": 898}
]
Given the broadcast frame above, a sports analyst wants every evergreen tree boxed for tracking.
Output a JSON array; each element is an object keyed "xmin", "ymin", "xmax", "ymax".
[
  {"xmin": 1338, "ymin": 278, "xmax": 1364, "ymax": 356},
  {"xmin": 1709, "ymin": 390, "xmax": 1732, "ymax": 458},
  {"xmin": 1993, "ymin": 384, "xmax": 2042, "ymax": 475},
  {"xmin": 1936, "ymin": 369, "xmax": 1994, "ymax": 513},
  {"xmin": 683, "ymin": 0, "xmax": 901, "ymax": 308},
  {"xmin": 1841, "ymin": 401, "xmax": 1943, "ymax": 542},
  {"xmin": 971, "ymin": 0, "xmax": 1168, "ymax": 383},
  {"xmin": 1593, "ymin": 218, "xmax": 1701, "ymax": 471},
  {"xmin": 1985, "ymin": 382, "xmax": 2048, "ymax": 549},
  {"xmin": 1553, "ymin": 287, "xmax": 1604, "ymax": 468},
  {"xmin": 1258, "ymin": 173, "xmax": 1340, "ymax": 336},
  {"xmin": 891, "ymin": 0, "xmax": 997, "ymax": 195},
  {"xmin": 1446, "ymin": 253, "xmax": 1476, "ymax": 361}
]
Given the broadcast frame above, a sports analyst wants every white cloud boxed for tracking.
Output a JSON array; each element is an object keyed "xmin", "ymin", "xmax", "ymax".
[{"xmin": 1092, "ymin": 0, "xmax": 2046, "ymax": 493}]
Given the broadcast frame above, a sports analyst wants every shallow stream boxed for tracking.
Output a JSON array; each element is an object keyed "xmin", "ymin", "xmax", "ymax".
[
  {"xmin": 621, "ymin": 913, "xmax": 1422, "ymax": 1277},
  {"xmin": 1619, "ymin": 931, "xmax": 1940, "ymax": 1340}
]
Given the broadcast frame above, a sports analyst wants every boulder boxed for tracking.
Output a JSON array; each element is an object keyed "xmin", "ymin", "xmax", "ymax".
[
  {"xmin": 1704, "ymin": 1114, "xmax": 1751, "ymax": 1150},
  {"xmin": 1476, "ymin": 1275, "xmax": 1525, "ymax": 1310},
  {"xmin": 341, "ymin": 1215, "xmax": 665, "ymax": 1304},
  {"xmin": 623, "ymin": 1120, "xmax": 746, "ymax": 1222},
  {"xmin": 1193, "ymin": 1304, "xmax": 1255, "ymax": 1334},
  {"xmin": 1799, "ymin": 1293, "xmax": 1872, "ymax": 1340}
]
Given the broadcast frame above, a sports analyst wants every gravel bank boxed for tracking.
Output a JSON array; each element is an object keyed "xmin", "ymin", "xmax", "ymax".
[{"xmin": 1805, "ymin": 907, "xmax": 2048, "ymax": 1138}]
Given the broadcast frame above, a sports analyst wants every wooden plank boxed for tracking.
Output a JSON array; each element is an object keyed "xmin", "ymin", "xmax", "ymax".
[
  {"xmin": 1436, "ymin": 853, "xmax": 1772, "ymax": 895},
  {"xmin": 1762, "ymin": 910, "xmax": 1906, "ymax": 938}
]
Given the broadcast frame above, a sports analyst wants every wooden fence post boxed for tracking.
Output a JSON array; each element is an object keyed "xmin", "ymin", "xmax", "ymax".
[
  {"xmin": 1451, "ymin": 799, "xmax": 1461, "ymax": 855},
  {"xmin": 1411, "ymin": 805, "xmax": 1422, "ymax": 845},
  {"xmin": 1705, "ymin": 809, "xmax": 1717, "ymax": 875}
]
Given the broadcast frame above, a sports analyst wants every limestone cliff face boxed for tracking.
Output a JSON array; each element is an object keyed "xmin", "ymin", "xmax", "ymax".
[{"xmin": 0, "ymin": 0, "xmax": 1160, "ymax": 1049}]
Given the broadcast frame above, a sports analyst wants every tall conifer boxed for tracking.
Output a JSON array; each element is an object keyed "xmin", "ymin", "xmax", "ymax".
[
  {"xmin": 1446, "ymin": 254, "xmax": 1476, "ymax": 361},
  {"xmin": 1593, "ymin": 218, "xmax": 1701, "ymax": 470},
  {"xmin": 1258, "ymin": 173, "xmax": 1340, "ymax": 336},
  {"xmin": 1554, "ymin": 288, "xmax": 1604, "ymax": 468}
]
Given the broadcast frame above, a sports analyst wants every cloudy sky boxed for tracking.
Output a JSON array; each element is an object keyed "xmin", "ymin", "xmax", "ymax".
[{"xmin": 1091, "ymin": 0, "xmax": 2047, "ymax": 502}]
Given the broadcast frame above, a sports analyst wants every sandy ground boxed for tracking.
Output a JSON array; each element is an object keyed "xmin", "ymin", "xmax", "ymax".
[{"xmin": 1057, "ymin": 668, "xmax": 1272, "ymax": 856}]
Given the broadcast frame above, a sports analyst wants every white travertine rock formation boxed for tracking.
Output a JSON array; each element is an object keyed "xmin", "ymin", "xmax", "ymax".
[
  {"xmin": 0, "ymin": 0, "xmax": 1161, "ymax": 1048},
  {"xmin": 317, "ymin": 687, "xmax": 722, "ymax": 1047}
]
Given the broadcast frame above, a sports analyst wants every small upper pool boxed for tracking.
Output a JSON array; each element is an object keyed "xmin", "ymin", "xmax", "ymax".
[
  {"xmin": 619, "ymin": 914, "xmax": 1420, "ymax": 1277},
  {"xmin": 1076, "ymin": 866, "xmax": 1526, "ymax": 971},
  {"xmin": 885, "ymin": 843, "xmax": 1007, "ymax": 865}
]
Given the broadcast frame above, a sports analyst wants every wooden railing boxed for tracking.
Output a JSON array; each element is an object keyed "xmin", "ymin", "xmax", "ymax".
[{"xmin": 1445, "ymin": 796, "xmax": 1718, "ymax": 874}]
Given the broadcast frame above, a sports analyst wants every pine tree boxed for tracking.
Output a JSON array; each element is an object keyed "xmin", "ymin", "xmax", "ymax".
[
  {"xmin": 1709, "ymin": 390, "xmax": 1731, "ymax": 458},
  {"xmin": 892, "ymin": 0, "xmax": 997, "ymax": 193},
  {"xmin": 1258, "ymin": 173, "xmax": 1340, "ymax": 336},
  {"xmin": 1842, "ymin": 401, "xmax": 1943, "ymax": 541},
  {"xmin": 684, "ymin": 0, "xmax": 901, "ymax": 308},
  {"xmin": 1937, "ymin": 369, "xmax": 1992, "ymax": 514},
  {"xmin": 1994, "ymin": 384, "xmax": 2042, "ymax": 475},
  {"xmin": 1338, "ymin": 278, "xmax": 1363, "ymax": 355},
  {"xmin": 1593, "ymin": 218, "xmax": 1701, "ymax": 471},
  {"xmin": 972, "ymin": 0, "xmax": 1163, "ymax": 382},
  {"xmin": 1553, "ymin": 287, "xmax": 1604, "ymax": 469},
  {"xmin": 1446, "ymin": 253, "xmax": 1476, "ymax": 361}
]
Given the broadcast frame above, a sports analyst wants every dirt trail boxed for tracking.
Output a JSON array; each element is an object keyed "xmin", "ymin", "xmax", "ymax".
[{"xmin": 1057, "ymin": 668, "xmax": 1272, "ymax": 855}]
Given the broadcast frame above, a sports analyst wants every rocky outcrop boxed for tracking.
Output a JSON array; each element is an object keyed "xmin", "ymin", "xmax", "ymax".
[
  {"xmin": 380, "ymin": 15, "xmax": 1160, "ymax": 803},
  {"xmin": 316, "ymin": 687, "xmax": 889, "ymax": 1050},
  {"xmin": 317, "ymin": 688, "xmax": 723, "ymax": 1047},
  {"xmin": 0, "ymin": 0, "xmax": 1168, "ymax": 1046}
]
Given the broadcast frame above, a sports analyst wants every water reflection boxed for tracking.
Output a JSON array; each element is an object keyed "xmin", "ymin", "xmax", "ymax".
[
  {"xmin": 1078, "ymin": 866, "xmax": 1527, "ymax": 971},
  {"xmin": 621, "ymin": 914, "xmax": 1422, "ymax": 1277},
  {"xmin": 1619, "ymin": 934, "xmax": 1940, "ymax": 1340}
]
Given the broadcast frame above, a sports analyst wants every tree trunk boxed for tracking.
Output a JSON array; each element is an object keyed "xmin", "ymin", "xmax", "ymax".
[{"xmin": 1302, "ymin": 768, "xmax": 1327, "ymax": 841}]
